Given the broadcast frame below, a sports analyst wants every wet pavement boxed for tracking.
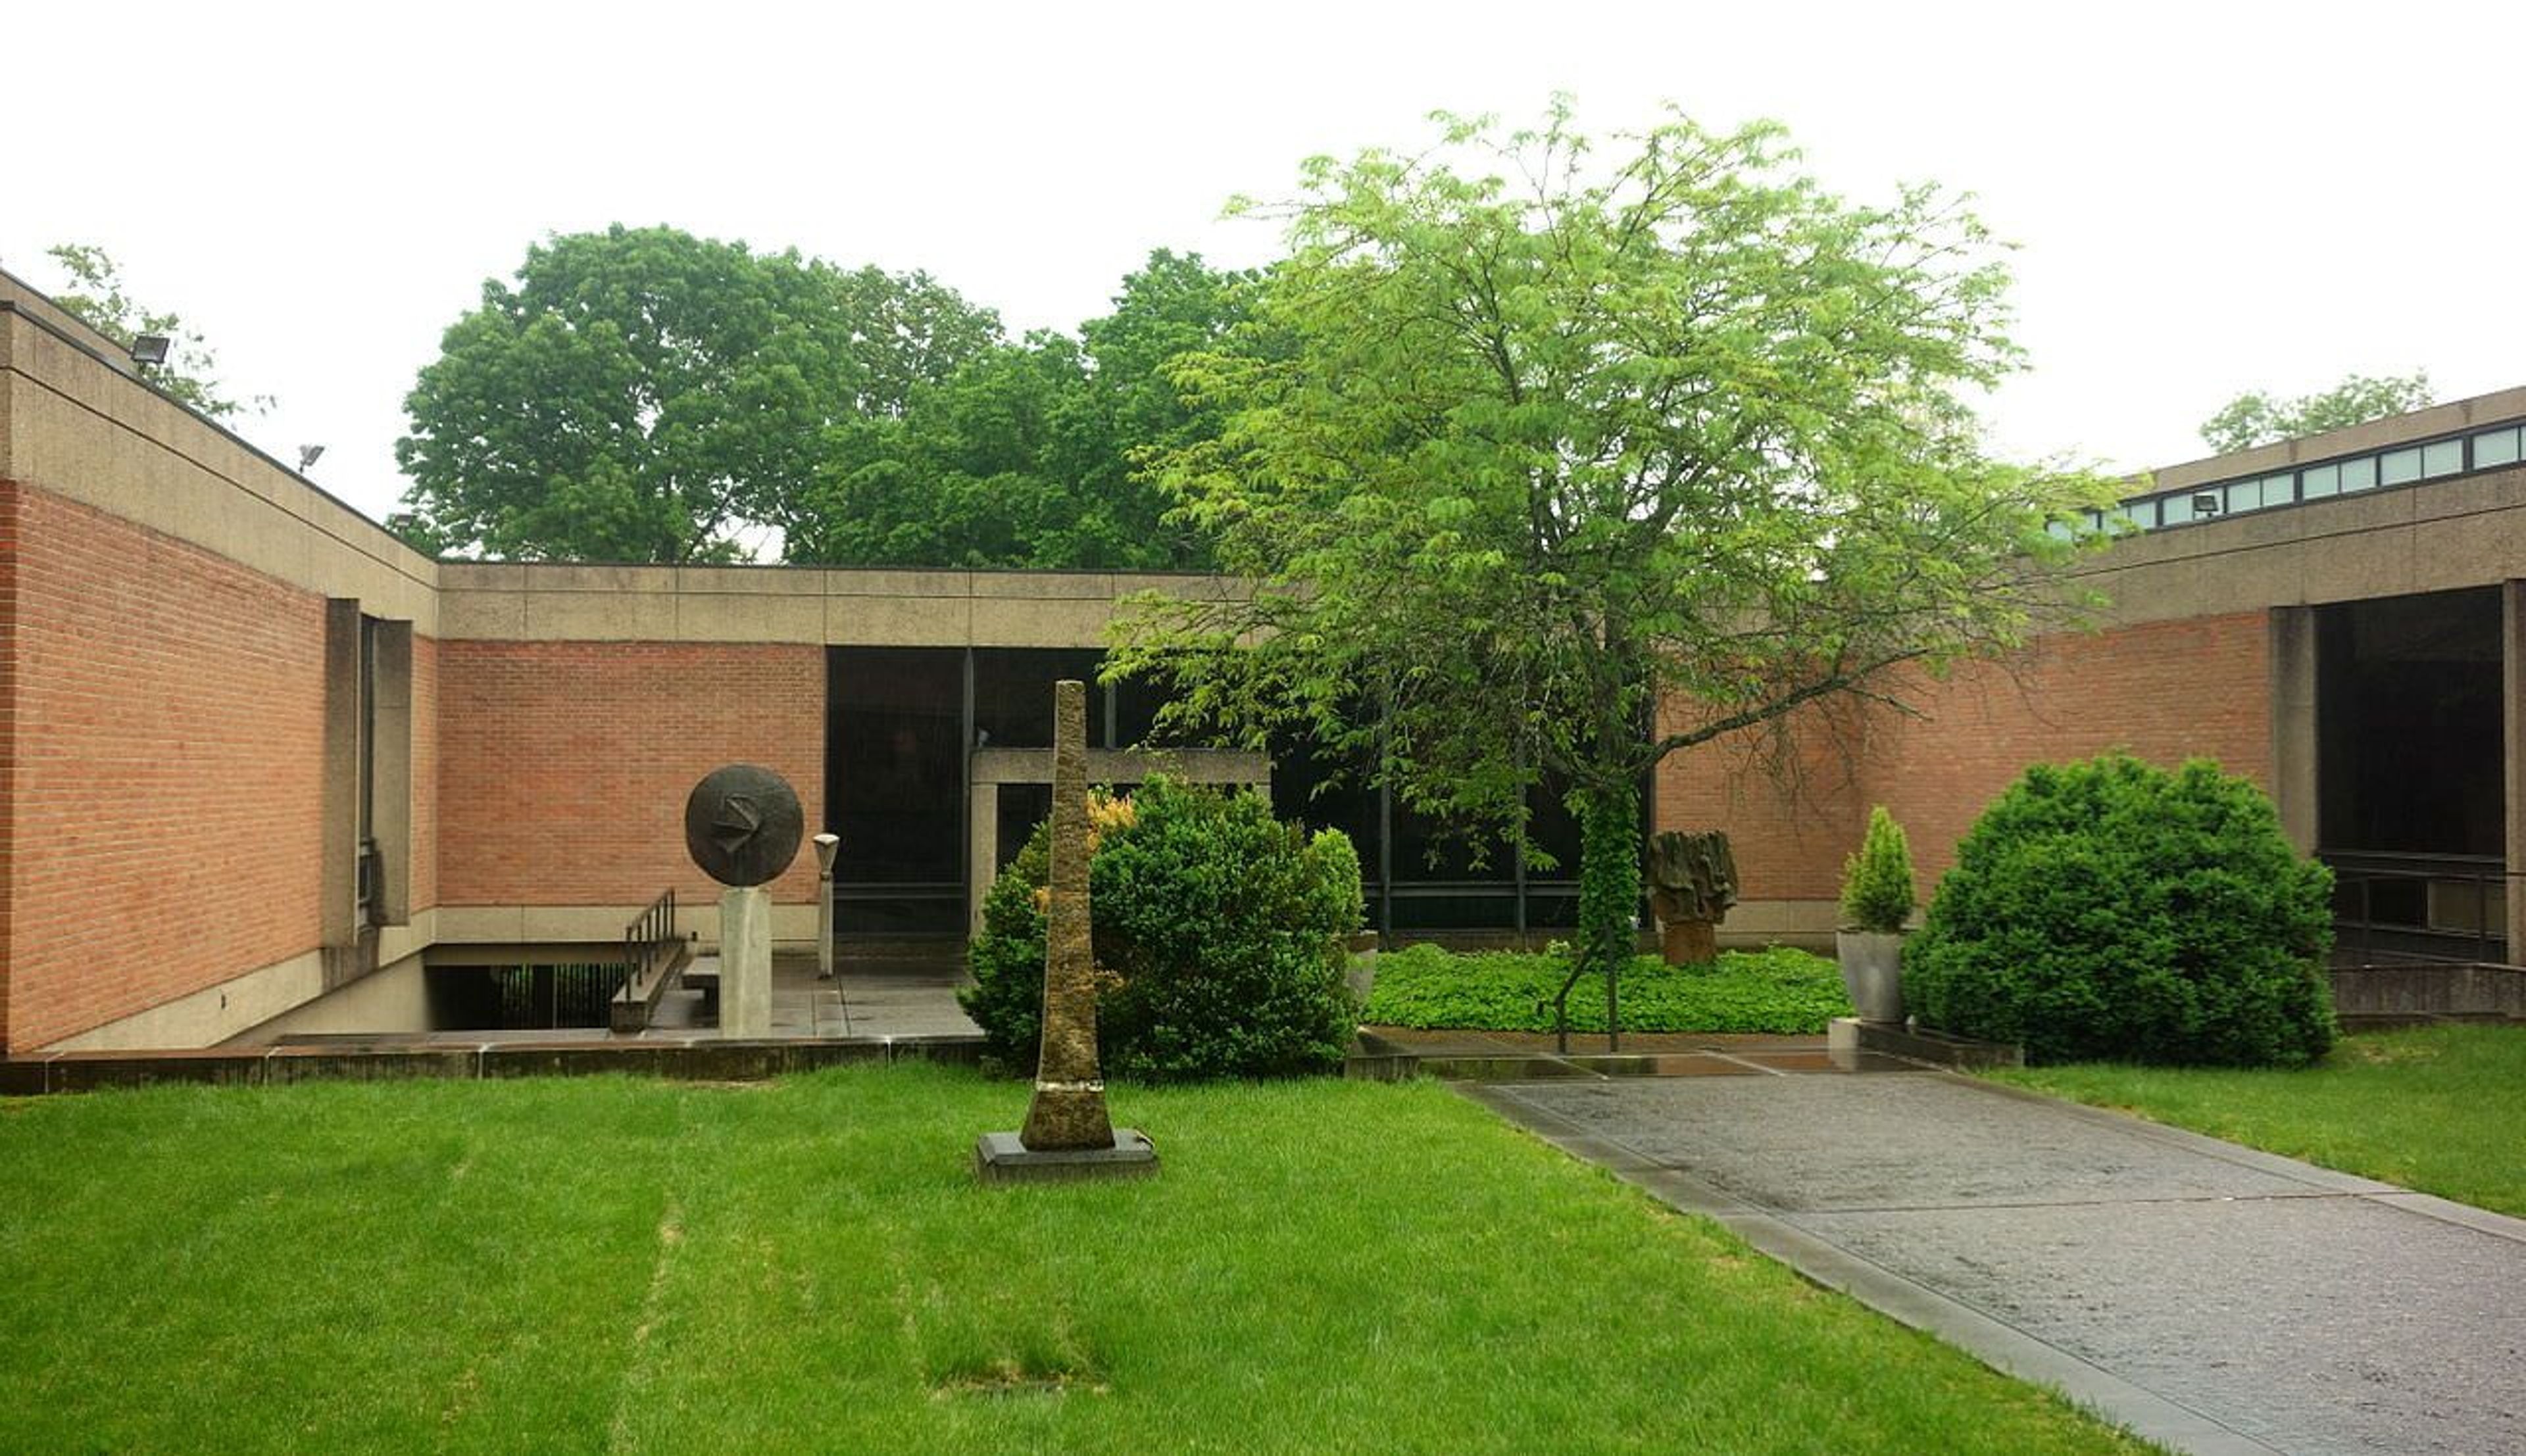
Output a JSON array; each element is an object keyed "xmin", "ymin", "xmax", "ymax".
[{"xmin": 1466, "ymin": 1068, "xmax": 2526, "ymax": 1456}]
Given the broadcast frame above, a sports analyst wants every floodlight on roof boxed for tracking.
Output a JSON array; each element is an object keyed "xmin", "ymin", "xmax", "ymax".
[
  {"xmin": 297, "ymin": 445, "xmax": 326, "ymax": 472},
  {"xmin": 130, "ymin": 333, "xmax": 171, "ymax": 366},
  {"xmin": 2191, "ymin": 493, "xmax": 2223, "ymax": 517}
]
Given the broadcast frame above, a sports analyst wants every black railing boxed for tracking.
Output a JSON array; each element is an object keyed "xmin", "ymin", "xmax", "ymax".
[
  {"xmin": 625, "ymin": 888, "xmax": 680, "ymax": 989},
  {"xmin": 2321, "ymin": 850, "xmax": 2513, "ymax": 966}
]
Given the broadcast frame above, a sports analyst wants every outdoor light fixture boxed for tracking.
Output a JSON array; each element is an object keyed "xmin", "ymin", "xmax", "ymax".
[
  {"xmin": 297, "ymin": 445, "xmax": 326, "ymax": 472},
  {"xmin": 2192, "ymin": 493, "xmax": 2223, "ymax": 517},
  {"xmin": 129, "ymin": 333, "xmax": 171, "ymax": 366}
]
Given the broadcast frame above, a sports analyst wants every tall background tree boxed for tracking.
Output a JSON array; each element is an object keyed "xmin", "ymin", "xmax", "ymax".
[
  {"xmin": 392, "ymin": 224, "xmax": 999, "ymax": 562},
  {"xmin": 787, "ymin": 249, "xmax": 1247, "ymax": 570},
  {"xmin": 2198, "ymin": 370, "xmax": 2434, "ymax": 456},
  {"xmin": 1111, "ymin": 103, "xmax": 2113, "ymax": 998},
  {"xmin": 43, "ymin": 243, "xmax": 268, "ymax": 420}
]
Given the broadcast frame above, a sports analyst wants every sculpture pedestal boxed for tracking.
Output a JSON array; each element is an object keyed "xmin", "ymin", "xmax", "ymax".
[
  {"xmin": 720, "ymin": 885, "xmax": 772, "ymax": 1038},
  {"xmin": 974, "ymin": 1129, "xmax": 1160, "ymax": 1185}
]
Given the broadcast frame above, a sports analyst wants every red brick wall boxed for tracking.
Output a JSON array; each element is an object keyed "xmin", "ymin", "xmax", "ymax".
[
  {"xmin": 1655, "ymin": 698, "xmax": 1864, "ymax": 902},
  {"xmin": 0, "ymin": 483, "xmax": 330, "ymax": 1051},
  {"xmin": 1864, "ymin": 613, "xmax": 2272, "ymax": 888},
  {"xmin": 0, "ymin": 483, "xmax": 17, "ymax": 1050},
  {"xmin": 1652, "ymin": 612, "xmax": 2274, "ymax": 905},
  {"xmin": 410, "ymin": 635, "xmax": 439, "ymax": 913},
  {"xmin": 435, "ymin": 642, "xmax": 824, "ymax": 908}
]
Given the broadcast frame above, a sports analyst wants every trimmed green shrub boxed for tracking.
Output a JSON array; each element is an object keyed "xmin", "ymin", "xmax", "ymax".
[
  {"xmin": 961, "ymin": 777, "xmax": 1364, "ymax": 1080},
  {"xmin": 1904, "ymin": 754, "xmax": 2337, "ymax": 1067},
  {"xmin": 1364, "ymin": 944, "xmax": 1850, "ymax": 1034},
  {"xmin": 1839, "ymin": 805, "xmax": 1916, "ymax": 932}
]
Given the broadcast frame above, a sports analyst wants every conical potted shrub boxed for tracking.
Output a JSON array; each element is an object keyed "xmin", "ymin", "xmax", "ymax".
[{"xmin": 1836, "ymin": 806, "xmax": 1915, "ymax": 1023}]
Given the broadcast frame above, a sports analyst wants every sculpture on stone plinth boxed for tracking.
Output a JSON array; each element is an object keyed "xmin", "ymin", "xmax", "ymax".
[
  {"xmin": 683, "ymin": 764, "xmax": 802, "ymax": 1040},
  {"xmin": 1020, "ymin": 680, "xmax": 1116, "ymax": 1150},
  {"xmin": 975, "ymin": 681, "xmax": 1156, "ymax": 1182},
  {"xmin": 1647, "ymin": 829, "xmax": 1737, "ymax": 964}
]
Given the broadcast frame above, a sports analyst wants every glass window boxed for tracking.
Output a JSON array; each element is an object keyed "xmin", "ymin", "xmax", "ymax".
[
  {"xmin": 2421, "ymin": 439, "xmax": 2464, "ymax": 478},
  {"xmin": 2341, "ymin": 455, "xmax": 2379, "ymax": 493},
  {"xmin": 828, "ymin": 646, "xmax": 966, "ymax": 931},
  {"xmin": 974, "ymin": 648, "xmax": 1104, "ymax": 748},
  {"xmin": 2303, "ymin": 463, "xmax": 2341, "ymax": 498},
  {"xmin": 2159, "ymin": 492, "xmax": 2196, "ymax": 526},
  {"xmin": 2380, "ymin": 448, "xmax": 2423, "ymax": 486},
  {"xmin": 2231, "ymin": 473, "xmax": 2290, "ymax": 511},
  {"xmin": 2475, "ymin": 427, "xmax": 2523, "ymax": 468},
  {"xmin": 2045, "ymin": 518, "xmax": 2074, "ymax": 543}
]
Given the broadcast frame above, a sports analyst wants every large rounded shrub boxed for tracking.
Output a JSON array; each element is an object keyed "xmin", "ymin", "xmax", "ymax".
[
  {"xmin": 1905, "ymin": 755, "xmax": 2337, "ymax": 1067},
  {"xmin": 961, "ymin": 776, "xmax": 1366, "ymax": 1080}
]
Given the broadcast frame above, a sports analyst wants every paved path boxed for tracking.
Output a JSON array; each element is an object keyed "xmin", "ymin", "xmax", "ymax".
[{"xmin": 1467, "ymin": 1071, "xmax": 2526, "ymax": 1456}]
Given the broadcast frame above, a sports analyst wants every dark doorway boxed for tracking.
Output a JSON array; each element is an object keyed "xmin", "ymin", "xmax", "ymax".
[
  {"xmin": 829, "ymin": 648, "xmax": 966, "ymax": 934},
  {"xmin": 2316, "ymin": 587, "xmax": 2506, "ymax": 959}
]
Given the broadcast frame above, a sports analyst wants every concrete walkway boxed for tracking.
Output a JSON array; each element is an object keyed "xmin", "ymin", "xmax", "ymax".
[{"xmin": 1466, "ymin": 1069, "xmax": 2526, "ymax": 1456}]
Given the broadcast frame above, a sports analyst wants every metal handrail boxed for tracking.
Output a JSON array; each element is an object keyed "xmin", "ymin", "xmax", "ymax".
[
  {"xmin": 2322, "ymin": 857, "xmax": 2518, "ymax": 967},
  {"xmin": 623, "ymin": 888, "xmax": 679, "ymax": 989}
]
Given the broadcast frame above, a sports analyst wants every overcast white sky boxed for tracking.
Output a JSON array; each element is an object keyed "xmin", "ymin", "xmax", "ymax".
[{"xmin": 7, "ymin": 0, "xmax": 2519, "ymax": 531}]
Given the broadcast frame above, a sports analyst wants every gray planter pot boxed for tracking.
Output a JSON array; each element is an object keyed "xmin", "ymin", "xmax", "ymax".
[
  {"xmin": 1835, "ymin": 929, "xmax": 1906, "ymax": 1024},
  {"xmin": 1342, "ymin": 932, "xmax": 1381, "ymax": 1004}
]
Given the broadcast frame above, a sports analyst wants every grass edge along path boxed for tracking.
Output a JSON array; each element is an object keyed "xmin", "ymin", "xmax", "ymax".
[
  {"xmin": 1991, "ymin": 1022, "xmax": 2526, "ymax": 1219},
  {"xmin": 0, "ymin": 1065, "xmax": 2156, "ymax": 1455}
]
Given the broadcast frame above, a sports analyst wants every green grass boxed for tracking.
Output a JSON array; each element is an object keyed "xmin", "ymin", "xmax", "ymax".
[
  {"xmin": 0, "ymin": 1065, "xmax": 2153, "ymax": 1455},
  {"xmin": 1993, "ymin": 1023, "xmax": 2526, "ymax": 1217},
  {"xmin": 1365, "ymin": 944, "xmax": 1852, "ymax": 1033}
]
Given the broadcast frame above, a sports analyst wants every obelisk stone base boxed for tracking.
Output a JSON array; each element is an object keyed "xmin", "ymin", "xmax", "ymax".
[
  {"xmin": 719, "ymin": 885, "xmax": 772, "ymax": 1038},
  {"xmin": 975, "ymin": 1129, "xmax": 1160, "ymax": 1185}
]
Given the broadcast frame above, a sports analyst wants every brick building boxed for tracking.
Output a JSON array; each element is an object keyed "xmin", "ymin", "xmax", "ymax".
[{"xmin": 4, "ymin": 264, "xmax": 2520, "ymax": 1052}]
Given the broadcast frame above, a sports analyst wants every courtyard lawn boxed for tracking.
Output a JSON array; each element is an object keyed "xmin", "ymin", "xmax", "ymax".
[
  {"xmin": 1364, "ymin": 944, "xmax": 1850, "ymax": 1034},
  {"xmin": 0, "ymin": 1065, "xmax": 2152, "ymax": 1455},
  {"xmin": 1994, "ymin": 1023, "xmax": 2526, "ymax": 1218}
]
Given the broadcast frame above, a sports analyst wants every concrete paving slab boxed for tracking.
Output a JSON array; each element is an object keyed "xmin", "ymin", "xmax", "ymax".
[{"xmin": 1475, "ymin": 1071, "xmax": 2526, "ymax": 1456}]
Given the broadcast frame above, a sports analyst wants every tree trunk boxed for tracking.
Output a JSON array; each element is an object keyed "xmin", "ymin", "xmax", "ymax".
[{"xmin": 1572, "ymin": 781, "xmax": 1641, "ymax": 1048}]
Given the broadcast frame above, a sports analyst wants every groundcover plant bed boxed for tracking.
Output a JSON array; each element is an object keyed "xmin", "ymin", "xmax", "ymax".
[
  {"xmin": 1996, "ymin": 1023, "xmax": 2526, "ymax": 1217},
  {"xmin": 0, "ymin": 1065, "xmax": 2153, "ymax": 1455},
  {"xmin": 1363, "ymin": 944, "xmax": 1853, "ymax": 1033}
]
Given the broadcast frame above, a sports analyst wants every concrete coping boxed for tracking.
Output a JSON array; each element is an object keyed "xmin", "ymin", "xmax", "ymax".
[{"xmin": 0, "ymin": 1033, "xmax": 987, "ymax": 1096}]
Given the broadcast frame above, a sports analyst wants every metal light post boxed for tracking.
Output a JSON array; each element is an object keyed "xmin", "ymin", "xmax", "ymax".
[{"xmin": 814, "ymin": 833, "xmax": 841, "ymax": 979}]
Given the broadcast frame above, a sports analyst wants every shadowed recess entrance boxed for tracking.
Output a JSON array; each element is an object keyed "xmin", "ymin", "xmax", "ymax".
[{"xmin": 2317, "ymin": 587, "xmax": 2506, "ymax": 960}]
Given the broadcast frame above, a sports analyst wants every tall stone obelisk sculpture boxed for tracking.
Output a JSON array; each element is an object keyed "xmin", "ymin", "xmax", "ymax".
[
  {"xmin": 1021, "ymin": 680, "xmax": 1115, "ymax": 1150},
  {"xmin": 976, "ymin": 680, "xmax": 1157, "ymax": 1182}
]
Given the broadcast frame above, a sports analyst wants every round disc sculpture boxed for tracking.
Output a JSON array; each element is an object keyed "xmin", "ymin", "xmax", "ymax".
[
  {"xmin": 684, "ymin": 765, "xmax": 803, "ymax": 1038},
  {"xmin": 683, "ymin": 764, "xmax": 805, "ymax": 888}
]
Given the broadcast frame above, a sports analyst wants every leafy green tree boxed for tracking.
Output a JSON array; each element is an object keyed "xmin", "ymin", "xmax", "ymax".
[
  {"xmin": 789, "ymin": 249, "xmax": 1245, "ymax": 569},
  {"xmin": 43, "ymin": 243, "xmax": 268, "ymax": 420},
  {"xmin": 392, "ymin": 224, "xmax": 999, "ymax": 562},
  {"xmin": 1110, "ymin": 103, "xmax": 2113, "ymax": 1003},
  {"xmin": 2198, "ymin": 371, "xmax": 2434, "ymax": 456}
]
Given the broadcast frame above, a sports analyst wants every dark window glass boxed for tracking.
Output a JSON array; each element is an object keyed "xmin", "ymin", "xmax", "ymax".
[
  {"xmin": 973, "ymin": 648, "xmax": 1104, "ymax": 749},
  {"xmin": 2316, "ymin": 588, "xmax": 2503, "ymax": 858},
  {"xmin": 828, "ymin": 648, "xmax": 965, "ymax": 933},
  {"xmin": 995, "ymin": 783, "xmax": 1052, "ymax": 873},
  {"xmin": 1269, "ymin": 728, "xmax": 1380, "ymax": 890}
]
